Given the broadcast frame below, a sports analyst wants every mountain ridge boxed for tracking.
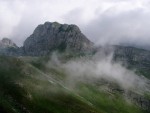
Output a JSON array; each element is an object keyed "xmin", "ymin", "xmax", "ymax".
[
  {"xmin": 0, "ymin": 22, "xmax": 150, "ymax": 113},
  {"xmin": 0, "ymin": 22, "xmax": 150, "ymax": 75},
  {"xmin": 1, "ymin": 22, "xmax": 150, "ymax": 57}
]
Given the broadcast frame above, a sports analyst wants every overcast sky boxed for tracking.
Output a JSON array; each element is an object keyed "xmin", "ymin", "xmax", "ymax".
[{"xmin": 0, "ymin": 0, "xmax": 150, "ymax": 47}]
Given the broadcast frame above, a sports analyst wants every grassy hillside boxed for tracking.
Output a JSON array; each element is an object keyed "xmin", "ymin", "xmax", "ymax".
[{"xmin": 0, "ymin": 56, "xmax": 149, "ymax": 113}]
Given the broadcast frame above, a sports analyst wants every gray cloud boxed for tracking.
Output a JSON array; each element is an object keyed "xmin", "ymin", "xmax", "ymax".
[
  {"xmin": 82, "ymin": 8, "xmax": 150, "ymax": 47},
  {"xmin": 0, "ymin": 0, "xmax": 150, "ymax": 48}
]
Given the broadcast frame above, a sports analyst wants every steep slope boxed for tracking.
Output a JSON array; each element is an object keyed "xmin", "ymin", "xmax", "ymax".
[
  {"xmin": 95, "ymin": 45, "xmax": 150, "ymax": 79},
  {"xmin": 23, "ymin": 22, "xmax": 94, "ymax": 56},
  {"xmin": 0, "ymin": 56, "xmax": 149, "ymax": 113},
  {"xmin": 0, "ymin": 56, "xmax": 99, "ymax": 113},
  {"xmin": 0, "ymin": 22, "xmax": 150, "ymax": 113}
]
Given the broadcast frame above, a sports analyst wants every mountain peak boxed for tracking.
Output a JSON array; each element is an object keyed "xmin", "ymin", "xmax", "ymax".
[
  {"xmin": 0, "ymin": 38, "xmax": 17, "ymax": 48},
  {"xmin": 23, "ymin": 22, "xmax": 94, "ymax": 56}
]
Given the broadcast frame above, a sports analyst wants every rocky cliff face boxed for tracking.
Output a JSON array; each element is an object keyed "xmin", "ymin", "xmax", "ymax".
[
  {"xmin": 113, "ymin": 45, "xmax": 150, "ymax": 66},
  {"xmin": 113, "ymin": 45, "xmax": 150, "ymax": 79},
  {"xmin": 23, "ymin": 22, "xmax": 94, "ymax": 56}
]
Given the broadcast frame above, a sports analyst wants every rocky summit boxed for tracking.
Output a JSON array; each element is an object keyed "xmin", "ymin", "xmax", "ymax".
[
  {"xmin": 0, "ymin": 38, "xmax": 22, "ymax": 56},
  {"xmin": 23, "ymin": 22, "xmax": 94, "ymax": 56},
  {"xmin": 0, "ymin": 38, "xmax": 17, "ymax": 48}
]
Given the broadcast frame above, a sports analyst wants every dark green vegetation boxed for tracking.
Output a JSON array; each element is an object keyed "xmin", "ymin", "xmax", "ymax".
[{"xmin": 0, "ymin": 55, "xmax": 149, "ymax": 113}]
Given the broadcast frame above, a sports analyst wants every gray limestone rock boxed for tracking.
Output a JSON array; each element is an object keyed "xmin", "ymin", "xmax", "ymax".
[{"xmin": 23, "ymin": 22, "xmax": 94, "ymax": 56}]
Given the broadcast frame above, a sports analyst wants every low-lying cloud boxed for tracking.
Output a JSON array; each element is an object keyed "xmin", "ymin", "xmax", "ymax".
[{"xmin": 47, "ymin": 51, "xmax": 150, "ymax": 93}]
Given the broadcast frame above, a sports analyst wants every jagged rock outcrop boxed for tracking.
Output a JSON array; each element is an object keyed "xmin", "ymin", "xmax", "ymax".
[
  {"xmin": 0, "ymin": 38, "xmax": 23, "ymax": 56},
  {"xmin": 109, "ymin": 86, "xmax": 150, "ymax": 110},
  {"xmin": 23, "ymin": 22, "xmax": 93, "ymax": 56},
  {"xmin": 0, "ymin": 38, "xmax": 17, "ymax": 48},
  {"xmin": 126, "ymin": 91, "xmax": 150, "ymax": 110},
  {"xmin": 23, "ymin": 22, "xmax": 94, "ymax": 56}
]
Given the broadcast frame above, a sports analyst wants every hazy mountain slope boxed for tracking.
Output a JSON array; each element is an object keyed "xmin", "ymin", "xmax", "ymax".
[
  {"xmin": 0, "ymin": 22, "xmax": 150, "ymax": 113},
  {"xmin": 95, "ymin": 45, "xmax": 150, "ymax": 79},
  {"xmin": 0, "ymin": 55, "xmax": 149, "ymax": 113},
  {"xmin": 113, "ymin": 45, "xmax": 150, "ymax": 79},
  {"xmin": 0, "ymin": 56, "xmax": 98, "ymax": 113}
]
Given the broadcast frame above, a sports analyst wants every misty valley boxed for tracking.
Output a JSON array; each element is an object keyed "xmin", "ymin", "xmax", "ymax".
[{"xmin": 0, "ymin": 22, "xmax": 150, "ymax": 113}]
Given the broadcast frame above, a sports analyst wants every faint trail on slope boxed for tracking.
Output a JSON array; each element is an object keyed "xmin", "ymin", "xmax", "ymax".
[{"xmin": 28, "ymin": 64, "xmax": 93, "ymax": 106}]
